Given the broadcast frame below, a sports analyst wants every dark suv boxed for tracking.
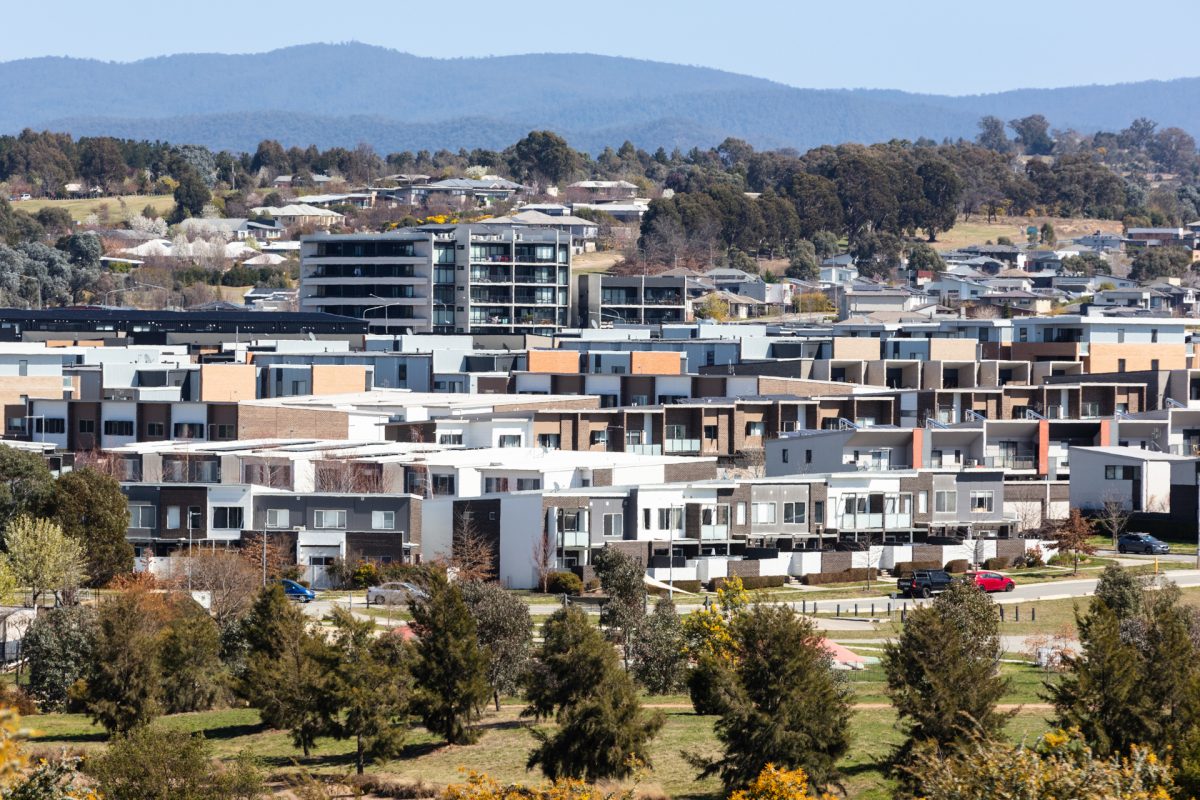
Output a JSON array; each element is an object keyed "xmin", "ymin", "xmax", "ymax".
[
  {"xmin": 1118, "ymin": 533, "xmax": 1170, "ymax": 555},
  {"xmin": 897, "ymin": 569, "xmax": 954, "ymax": 598}
]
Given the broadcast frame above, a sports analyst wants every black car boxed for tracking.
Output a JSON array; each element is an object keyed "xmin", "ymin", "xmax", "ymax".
[
  {"xmin": 1117, "ymin": 533, "xmax": 1170, "ymax": 555},
  {"xmin": 897, "ymin": 569, "xmax": 954, "ymax": 598}
]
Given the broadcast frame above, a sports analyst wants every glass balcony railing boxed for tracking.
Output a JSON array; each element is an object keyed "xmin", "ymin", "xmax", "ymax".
[
  {"xmin": 625, "ymin": 443, "xmax": 662, "ymax": 456},
  {"xmin": 664, "ymin": 438, "xmax": 701, "ymax": 453}
]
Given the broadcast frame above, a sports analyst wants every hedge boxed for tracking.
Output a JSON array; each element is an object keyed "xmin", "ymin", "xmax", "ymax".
[
  {"xmin": 892, "ymin": 560, "xmax": 942, "ymax": 576},
  {"xmin": 802, "ymin": 568, "xmax": 880, "ymax": 586},
  {"xmin": 710, "ymin": 575, "xmax": 786, "ymax": 591},
  {"xmin": 945, "ymin": 559, "xmax": 969, "ymax": 574},
  {"xmin": 984, "ymin": 556, "xmax": 1013, "ymax": 571}
]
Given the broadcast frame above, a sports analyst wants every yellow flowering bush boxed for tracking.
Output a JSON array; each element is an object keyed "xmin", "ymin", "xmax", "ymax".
[
  {"xmin": 682, "ymin": 576, "xmax": 749, "ymax": 662},
  {"xmin": 907, "ymin": 729, "xmax": 1177, "ymax": 800},
  {"xmin": 728, "ymin": 763, "xmax": 831, "ymax": 800},
  {"xmin": 441, "ymin": 771, "xmax": 633, "ymax": 800}
]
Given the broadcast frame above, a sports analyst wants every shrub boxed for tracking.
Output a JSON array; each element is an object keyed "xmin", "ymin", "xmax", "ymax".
[
  {"xmin": 945, "ymin": 559, "xmax": 969, "ymax": 574},
  {"xmin": 1025, "ymin": 546, "xmax": 1045, "ymax": 568},
  {"xmin": 710, "ymin": 576, "xmax": 785, "ymax": 591},
  {"xmin": 892, "ymin": 560, "xmax": 941, "ymax": 576},
  {"xmin": 583, "ymin": 578, "xmax": 601, "ymax": 592},
  {"xmin": 802, "ymin": 568, "xmax": 878, "ymax": 586},
  {"xmin": 545, "ymin": 571, "xmax": 583, "ymax": 595},
  {"xmin": 984, "ymin": 556, "xmax": 1011, "ymax": 571}
]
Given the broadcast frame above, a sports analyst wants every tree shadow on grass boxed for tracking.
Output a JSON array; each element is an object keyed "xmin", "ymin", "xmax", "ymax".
[
  {"xmin": 259, "ymin": 750, "xmax": 359, "ymax": 770},
  {"xmin": 30, "ymin": 731, "xmax": 106, "ymax": 744},
  {"xmin": 195, "ymin": 721, "xmax": 269, "ymax": 740}
]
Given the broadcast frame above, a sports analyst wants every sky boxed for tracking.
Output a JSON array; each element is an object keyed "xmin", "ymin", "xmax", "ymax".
[{"xmin": 2, "ymin": 0, "xmax": 1195, "ymax": 96}]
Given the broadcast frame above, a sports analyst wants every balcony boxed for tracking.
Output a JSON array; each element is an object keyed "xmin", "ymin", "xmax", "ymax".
[
  {"xmin": 984, "ymin": 455, "xmax": 1036, "ymax": 470},
  {"xmin": 664, "ymin": 437, "xmax": 701, "ymax": 454},
  {"xmin": 625, "ymin": 443, "xmax": 662, "ymax": 456},
  {"xmin": 470, "ymin": 289, "xmax": 512, "ymax": 304},
  {"xmin": 839, "ymin": 512, "xmax": 912, "ymax": 530},
  {"xmin": 561, "ymin": 529, "xmax": 589, "ymax": 548},
  {"xmin": 470, "ymin": 269, "xmax": 512, "ymax": 284}
]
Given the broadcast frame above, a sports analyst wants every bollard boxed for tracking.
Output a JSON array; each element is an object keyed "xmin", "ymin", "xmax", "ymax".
[
  {"xmin": 871, "ymin": 603, "xmax": 875, "ymax": 617},
  {"xmin": 888, "ymin": 601, "xmax": 892, "ymax": 618},
  {"xmin": 1032, "ymin": 607, "xmax": 1036, "ymax": 623},
  {"xmin": 1000, "ymin": 606, "xmax": 1005, "ymax": 622},
  {"xmin": 802, "ymin": 600, "xmax": 806, "ymax": 615},
  {"xmin": 854, "ymin": 603, "xmax": 859, "ymax": 617},
  {"xmin": 901, "ymin": 607, "xmax": 907, "ymax": 623},
  {"xmin": 1015, "ymin": 606, "xmax": 1020, "ymax": 622},
  {"xmin": 836, "ymin": 604, "xmax": 841, "ymax": 617}
]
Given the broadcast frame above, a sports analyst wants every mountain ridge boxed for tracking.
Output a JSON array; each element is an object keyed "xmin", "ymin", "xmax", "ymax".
[{"xmin": 5, "ymin": 42, "xmax": 1200, "ymax": 153}]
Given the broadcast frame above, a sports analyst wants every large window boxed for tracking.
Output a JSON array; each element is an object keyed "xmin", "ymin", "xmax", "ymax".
[
  {"xmin": 314, "ymin": 509, "xmax": 347, "ymax": 529},
  {"xmin": 516, "ymin": 478, "xmax": 541, "ymax": 491},
  {"xmin": 103, "ymin": 420, "xmax": 133, "ymax": 437},
  {"xmin": 372, "ymin": 510, "xmax": 395, "ymax": 530},
  {"xmin": 934, "ymin": 491, "xmax": 957, "ymax": 513},
  {"xmin": 128, "ymin": 505, "xmax": 155, "ymax": 529},
  {"xmin": 1105, "ymin": 465, "xmax": 1139, "ymax": 480},
  {"xmin": 438, "ymin": 433, "xmax": 464, "ymax": 445},
  {"xmin": 783, "ymin": 502, "xmax": 806, "ymax": 524},
  {"xmin": 173, "ymin": 422, "xmax": 205, "ymax": 439},
  {"xmin": 498, "ymin": 434, "xmax": 521, "ymax": 448},
  {"xmin": 432, "ymin": 475, "xmax": 456, "ymax": 496},
  {"xmin": 484, "ymin": 477, "xmax": 509, "ymax": 493},
  {"xmin": 752, "ymin": 502, "xmax": 776, "ymax": 524},
  {"xmin": 603, "ymin": 513, "xmax": 623, "ymax": 538},
  {"xmin": 970, "ymin": 491, "xmax": 994, "ymax": 514},
  {"xmin": 212, "ymin": 507, "xmax": 244, "ymax": 529},
  {"xmin": 266, "ymin": 508, "xmax": 290, "ymax": 529},
  {"xmin": 657, "ymin": 507, "xmax": 683, "ymax": 530}
]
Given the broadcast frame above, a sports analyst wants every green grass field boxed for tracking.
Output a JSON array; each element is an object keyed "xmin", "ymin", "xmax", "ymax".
[
  {"xmin": 22, "ymin": 661, "xmax": 1059, "ymax": 799},
  {"xmin": 15, "ymin": 194, "xmax": 175, "ymax": 223}
]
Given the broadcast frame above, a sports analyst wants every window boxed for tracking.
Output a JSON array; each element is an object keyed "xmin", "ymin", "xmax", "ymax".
[
  {"xmin": 516, "ymin": 478, "xmax": 542, "ymax": 491},
  {"xmin": 703, "ymin": 425, "xmax": 718, "ymax": 441},
  {"xmin": 188, "ymin": 506, "xmax": 203, "ymax": 529},
  {"xmin": 752, "ymin": 502, "xmax": 776, "ymax": 524},
  {"xmin": 172, "ymin": 422, "xmax": 204, "ymax": 439},
  {"xmin": 484, "ymin": 477, "xmax": 509, "ymax": 493},
  {"xmin": 745, "ymin": 421, "xmax": 765, "ymax": 437},
  {"xmin": 813, "ymin": 501, "xmax": 824, "ymax": 524},
  {"xmin": 438, "ymin": 433, "xmax": 464, "ymax": 445},
  {"xmin": 631, "ymin": 395, "xmax": 649, "ymax": 406},
  {"xmin": 537, "ymin": 433, "xmax": 561, "ymax": 449},
  {"xmin": 146, "ymin": 422, "xmax": 165, "ymax": 437},
  {"xmin": 314, "ymin": 509, "xmax": 347, "ymax": 529},
  {"xmin": 372, "ymin": 510, "xmax": 395, "ymax": 530},
  {"xmin": 918, "ymin": 491, "xmax": 928, "ymax": 514},
  {"xmin": 643, "ymin": 508, "xmax": 651, "ymax": 530},
  {"xmin": 782, "ymin": 449, "xmax": 789, "ymax": 463},
  {"xmin": 1151, "ymin": 359, "xmax": 1160, "ymax": 371},
  {"xmin": 266, "ymin": 508, "xmax": 290, "ymax": 528},
  {"xmin": 934, "ymin": 491, "xmax": 957, "ymax": 513},
  {"xmin": 1105, "ymin": 465, "xmax": 1139, "ymax": 480},
  {"xmin": 208, "ymin": 424, "xmax": 235, "ymax": 440},
  {"xmin": 212, "ymin": 507, "xmax": 244, "ymax": 529},
  {"xmin": 657, "ymin": 507, "xmax": 682, "ymax": 530},
  {"xmin": 128, "ymin": 505, "xmax": 155, "ymax": 528},
  {"xmin": 590, "ymin": 430, "xmax": 608, "ymax": 446},
  {"xmin": 1118, "ymin": 359, "xmax": 1127, "ymax": 372},
  {"xmin": 32, "ymin": 418, "xmax": 65, "ymax": 434},
  {"xmin": 805, "ymin": 449, "xmax": 813, "ymax": 464},
  {"xmin": 783, "ymin": 502, "xmax": 806, "ymax": 524},
  {"xmin": 498, "ymin": 434, "xmax": 521, "ymax": 448},
  {"xmin": 432, "ymin": 474, "xmax": 456, "ymax": 496},
  {"xmin": 1151, "ymin": 328, "xmax": 1158, "ymax": 343},
  {"xmin": 166, "ymin": 506, "xmax": 180, "ymax": 529},
  {"xmin": 103, "ymin": 420, "xmax": 133, "ymax": 437},
  {"xmin": 603, "ymin": 513, "xmax": 623, "ymax": 538},
  {"xmin": 969, "ymin": 491, "xmax": 994, "ymax": 513}
]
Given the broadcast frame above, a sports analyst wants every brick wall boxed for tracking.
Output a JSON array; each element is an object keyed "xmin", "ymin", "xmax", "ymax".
[{"xmin": 238, "ymin": 405, "xmax": 350, "ymax": 439}]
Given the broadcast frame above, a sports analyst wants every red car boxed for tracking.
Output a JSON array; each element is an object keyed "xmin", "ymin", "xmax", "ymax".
[{"xmin": 966, "ymin": 571, "xmax": 1015, "ymax": 593}]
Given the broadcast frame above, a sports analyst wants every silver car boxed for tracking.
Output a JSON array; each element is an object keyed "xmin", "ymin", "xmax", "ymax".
[{"xmin": 366, "ymin": 581, "xmax": 427, "ymax": 607}]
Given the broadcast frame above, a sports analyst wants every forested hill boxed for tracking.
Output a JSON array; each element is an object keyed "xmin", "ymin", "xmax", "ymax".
[{"xmin": 4, "ymin": 42, "xmax": 1200, "ymax": 152}]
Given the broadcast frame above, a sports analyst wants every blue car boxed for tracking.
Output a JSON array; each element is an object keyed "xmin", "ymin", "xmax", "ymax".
[{"xmin": 281, "ymin": 579, "xmax": 316, "ymax": 603}]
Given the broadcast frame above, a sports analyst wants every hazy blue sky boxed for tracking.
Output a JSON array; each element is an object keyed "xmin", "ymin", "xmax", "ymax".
[{"xmin": 3, "ymin": 0, "xmax": 1193, "ymax": 95}]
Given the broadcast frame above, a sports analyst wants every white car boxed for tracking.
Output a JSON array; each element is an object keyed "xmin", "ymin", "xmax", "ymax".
[{"xmin": 366, "ymin": 581, "xmax": 427, "ymax": 607}]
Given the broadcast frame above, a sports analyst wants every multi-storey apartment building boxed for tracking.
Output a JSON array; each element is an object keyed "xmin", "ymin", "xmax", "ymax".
[{"xmin": 300, "ymin": 224, "xmax": 573, "ymax": 336}]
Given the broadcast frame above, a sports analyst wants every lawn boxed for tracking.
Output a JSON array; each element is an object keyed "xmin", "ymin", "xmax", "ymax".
[
  {"xmin": 23, "ymin": 694, "xmax": 1058, "ymax": 800},
  {"xmin": 930, "ymin": 215, "xmax": 1123, "ymax": 252},
  {"xmin": 16, "ymin": 194, "xmax": 175, "ymax": 223}
]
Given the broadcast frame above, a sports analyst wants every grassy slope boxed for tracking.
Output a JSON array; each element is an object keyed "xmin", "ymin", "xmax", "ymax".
[
  {"xmin": 929, "ymin": 216, "xmax": 1124, "ymax": 252},
  {"xmin": 15, "ymin": 194, "xmax": 175, "ymax": 222}
]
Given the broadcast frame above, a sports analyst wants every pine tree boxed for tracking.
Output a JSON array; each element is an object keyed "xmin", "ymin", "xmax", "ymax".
[
  {"xmin": 327, "ymin": 608, "xmax": 411, "ymax": 774},
  {"xmin": 525, "ymin": 606, "xmax": 664, "ymax": 781},
  {"xmin": 82, "ymin": 590, "xmax": 165, "ymax": 735},
  {"xmin": 884, "ymin": 582, "xmax": 1010, "ymax": 771},
  {"xmin": 699, "ymin": 605, "xmax": 852, "ymax": 792},
  {"xmin": 1049, "ymin": 602, "xmax": 1152, "ymax": 755},
  {"xmin": 158, "ymin": 596, "xmax": 223, "ymax": 713},
  {"xmin": 240, "ymin": 598, "xmax": 336, "ymax": 756},
  {"xmin": 409, "ymin": 568, "xmax": 490, "ymax": 744}
]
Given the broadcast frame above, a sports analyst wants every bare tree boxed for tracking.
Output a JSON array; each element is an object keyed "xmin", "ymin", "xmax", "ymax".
[
  {"xmin": 238, "ymin": 531, "xmax": 293, "ymax": 584},
  {"xmin": 169, "ymin": 549, "xmax": 259, "ymax": 626},
  {"xmin": 1010, "ymin": 500, "xmax": 1045, "ymax": 536},
  {"xmin": 1093, "ymin": 496, "xmax": 1133, "ymax": 548},
  {"xmin": 531, "ymin": 527, "xmax": 555, "ymax": 592},
  {"xmin": 449, "ymin": 509, "xmax": 495, "ymax": 582},
  {"xmin": 314, "ymin": 455, "xmax": 386, "ymax": 494}
]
